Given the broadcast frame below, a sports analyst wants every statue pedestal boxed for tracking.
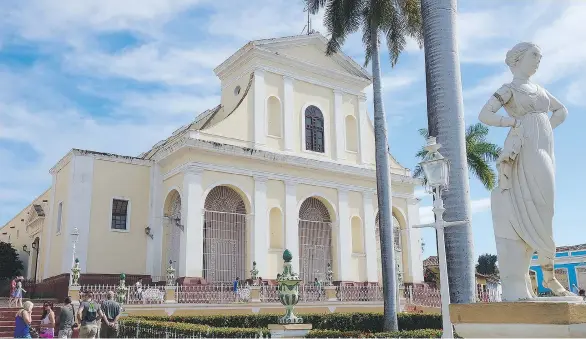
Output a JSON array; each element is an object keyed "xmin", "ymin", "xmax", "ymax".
[
  {"xmin": 450, "ymin": 299, "xmax": 586, "ymax": 338},
  {"xmin": 268, "ymin": 324, "xmax": 313, "ymax": 338},
  {"xmin": 68, "ymin": 285, "xmax": 81, "ymax": 306}
]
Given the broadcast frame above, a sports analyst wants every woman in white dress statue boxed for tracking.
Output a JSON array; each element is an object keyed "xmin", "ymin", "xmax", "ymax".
[{"xmin": 478, "ymin": 42, "xmax": 569, "ymax": 301}]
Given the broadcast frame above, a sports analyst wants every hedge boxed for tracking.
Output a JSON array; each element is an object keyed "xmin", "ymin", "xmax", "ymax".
[
  {"xmin": 306, "ymin": 329, "xmax": 444, "ymax": 338},
  {"xmin": 119, "ymin": 318, "xmax": 269, "ymax": 338},
  {"xmin": 130, "ymin": 312, "xmax": 441, "ymax": 332}
]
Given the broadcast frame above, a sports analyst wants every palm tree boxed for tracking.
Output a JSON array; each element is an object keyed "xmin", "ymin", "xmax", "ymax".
[
  {"xmin": 414, "ymin": 123, "xmax": 501, "ymax": 190},
  {"xmin": 306, "ymin": 0, "xmax": 422, "ymax": 331},
  {"xmin": 420, "ymin": 0, "xmax": 475, "ymax": 304}
]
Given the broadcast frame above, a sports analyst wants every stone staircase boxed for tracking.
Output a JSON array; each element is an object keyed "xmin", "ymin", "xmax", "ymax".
[{"xmin": 0, "ymin": 306, "xmax": 45, "ymax": 337}]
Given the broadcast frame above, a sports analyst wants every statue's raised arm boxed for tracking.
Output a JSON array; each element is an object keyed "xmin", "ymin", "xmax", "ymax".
[{"xmin": 481, "ymin": 42, "xmax": 574, "ymax": 301}]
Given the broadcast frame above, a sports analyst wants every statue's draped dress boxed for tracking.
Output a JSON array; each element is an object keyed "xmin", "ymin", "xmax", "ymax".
[{"xmin": 496, "ymin": 83, "xmax": 556, "ymax": 261}]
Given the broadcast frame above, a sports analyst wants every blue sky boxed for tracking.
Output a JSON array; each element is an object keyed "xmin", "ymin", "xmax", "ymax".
[{"xmin": 0, "ymin": 0, "xmax": 584, "ymax": 263}]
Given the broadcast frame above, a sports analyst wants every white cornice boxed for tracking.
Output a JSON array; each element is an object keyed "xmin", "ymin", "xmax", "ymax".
[
  {"xmin": 163, "ymin": 161, "xmax": 417, "ymax": 201},
  {"xmin": 50, "ymin": 149, "xmax": 153, "ymax": 175},
  {"xmin": 154, "ymin": 134, "xmax": 419, "ymax": 187}
]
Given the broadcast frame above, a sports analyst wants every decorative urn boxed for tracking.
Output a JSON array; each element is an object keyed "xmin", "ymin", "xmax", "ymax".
[
  {"xmin": 71, "ymin": 258, "xmax": 81, "ymax": 286},
  {"xmin": 277, "ymin": 249, "xmax": 303, "ymax": 324},
  {"xmin": 116, "ymin": 273, "xmax": 128, "ymax": 304}
]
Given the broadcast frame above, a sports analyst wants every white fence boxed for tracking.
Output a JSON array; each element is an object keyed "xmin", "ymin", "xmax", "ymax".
[{"xmin": 79, "ymin": 284, "xmax": 166, "ymax": 304}]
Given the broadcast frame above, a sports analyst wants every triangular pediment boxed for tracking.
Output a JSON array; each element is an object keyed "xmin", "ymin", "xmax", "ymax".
[
  {"xmin": 214, "ymin": 34, "xmax": 372, "ymax": 84},
  {"xmin": 254, "ymin": 34, "xmax": 371, "ymax": 80}
]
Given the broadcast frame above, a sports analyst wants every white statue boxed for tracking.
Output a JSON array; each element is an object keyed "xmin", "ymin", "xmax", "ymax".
[{"xmin": 478, "ymin": 42, "xmax": 569, "ymax": 301}]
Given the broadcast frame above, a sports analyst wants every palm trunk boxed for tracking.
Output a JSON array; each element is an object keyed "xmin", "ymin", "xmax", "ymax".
[
  {"xmin": 370, "ymin": 21, "xmax": 399, "ymax": 331},
  {"xmin": 420, "ymin": 0, "xmax": 475, "ymax": 304}
]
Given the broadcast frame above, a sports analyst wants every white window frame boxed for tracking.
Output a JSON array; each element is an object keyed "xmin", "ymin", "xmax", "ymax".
[
  {"xmin": 56, "ymin": 201, "xmax": 63, "ymax": 235},
  {"xmin": 110, "ymin": 197, "xmax": 131, "ymax": 233},
  {"xmin": 300, "ymin": 102, "xmax": 330, "ymax": 157}
]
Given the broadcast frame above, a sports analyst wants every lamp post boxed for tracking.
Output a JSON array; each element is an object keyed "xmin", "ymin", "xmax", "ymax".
[
  {"xmin": 413, "ymin": 137, "xmax": 468, "ymax": 339},
  {"xmin": 70, "ymin": 227, "xmax": 80, "ymax": 285}
]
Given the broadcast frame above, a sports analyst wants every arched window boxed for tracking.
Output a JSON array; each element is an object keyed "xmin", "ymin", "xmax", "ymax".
[
  {"xmin": 345, "ymin": 115, "xmax": 358, "ymax": 152},
  {"xmin": 164, "ymin": 189, "xmax": 182, "ymax": 274},
  {"xmin": 305, "ymin": 105, "xmax": 325, "ymax": 153},
  {"xmin": 267, "ymin": 96, "xmax": 282, "ymax": 138}
]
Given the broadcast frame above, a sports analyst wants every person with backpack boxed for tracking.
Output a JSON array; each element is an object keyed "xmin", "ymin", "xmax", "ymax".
[{"xmin": 76, "ymin": 291, "xmax": 105, "ymax": 339}]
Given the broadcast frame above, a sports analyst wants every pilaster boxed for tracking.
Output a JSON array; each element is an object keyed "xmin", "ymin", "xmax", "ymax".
[
  {"xmin": 406, "ymin": 198, "xmax": 424, "ymax": 283},
  {"xmin": 333, "ymin": 90, "xmax": 345, "ymax": 160},
  {"xmin": 357, "ymin": 96, "xmax": 368, "ymax": 164},
  {"xmin": 147, "ymin": 163, "xmax": 163, "ymax": 277},
  {"xmin": 42, "ymin": 173, "xmax": 57, "ymax": 280},
  {"xmin": 283, "ymin": 76, "xmax": 294, "ymax": 151},
  {"xmin": 254, "ymin": 69, "xmax": 266, "ymax": 147},
  {"xmin": 181, "ymin": 167, "xmax": 204, "ymax": 277},
  {"xmin": 62, "ymin": 155, "xmax": 94, "ymax": 274},
  {"xmin": 284, "ymin": 181, "xmax": 299, "ymax": 274},
  {"xmin": 253, "ymin": 176, "xmax": 269, "ymax": 278},
  {"xmin": 336, "ymin": 189, "xmax": 352, "ymax": 281},
  {"xmin": 363, "ymin": 192, "xmax": 378, "ymax": 283}
]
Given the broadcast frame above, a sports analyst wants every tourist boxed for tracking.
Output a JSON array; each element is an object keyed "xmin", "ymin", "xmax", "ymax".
[
  {"xmin": 135, "ymin": 279, "xmax": 143, "ymax": 301},
  {"xmin": 314, "ymin": 278, "xmax": 322, "ymax": 300},
  {"xmin": 39, "ymin": 301, "xmax": 56, "ymax": 338},
  {"xmin": 77, "ymin": 291, "xmax": 105, "ymax": 339},
  {"xmin": 57, "ymin": 297, "xmax": 76, "ymax": 338},
  {"xmin": 14, "ymin": 301, "xmax": 34, "ymax": 338},
  {"xmin": 100, "ymin": 291, "xmax": 121, "ymax": 338},
  {"xmin": 8, "ymin": 276, "xmax": 17, "ymax": 307},
  {"xmin": 233, "ymin": 277, "xmax": 240, "ymax": 302},
  {"xmin": 14, "ymin": 277, "xmax": 26, "ymax": 308}
]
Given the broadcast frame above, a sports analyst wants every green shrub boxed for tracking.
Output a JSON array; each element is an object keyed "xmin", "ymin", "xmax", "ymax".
[
  {"xmin": 129, "ymin": 312, "xmax": 441, "ymax": 332},
  {"xmin": 306, "ymin": 329, "xmax": 443, "ymax": 338},
  {"xmin": 119, "ymin": 318, "xmax": 269, "ymax": 338}
]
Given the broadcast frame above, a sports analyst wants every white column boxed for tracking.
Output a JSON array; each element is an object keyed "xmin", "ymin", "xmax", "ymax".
[
  {"xmin": 284, "ymin": 181, "xmax": 300, "ymax": 273},
  {"xmin": 357, "ymin": 96, "xmax": 368, "ymax": 164},
  {"xmin": 282, "ymin": 76, "xmax": 294, "ymax": 152},
  {"xmin": 333, "ymin": 90, "xmax": 346, "ymax": 160},
  {"xmin": 253, "ymin": 176, "xmax": 269, "ymax": 278},
  {"xmin": 254, "ymin": 69, "xmax": 266, "ymax": 147},
  {"xmin": 406, "ymin": 198, "xmax": 424, "ymax": 283},
  {"xmin": 147, "ymin": 164, "xmax": 164, "ymax": 277},
  {"xmin": 181, "ymin": 168, "xmax": 204, "ymax": 277},
  {"xmin": 42, "ymin": 173, "xmax": 57, "ymax": 279},
  {"xmin": 62, "ymin": 155, "xmax": 94, "ymax": 274},
  {"xmin": 363, "ymin": 192, "xmax": 378, "ymax": 282},
  {"xmin": 337, "ymin": 189, "xmax": 353, "ymax": 281}
]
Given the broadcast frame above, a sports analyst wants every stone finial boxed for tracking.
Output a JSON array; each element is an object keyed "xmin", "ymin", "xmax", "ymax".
[
  {"xmin": 283, "ymin": 249, "xmax": 293, "ymax": 263},
  {"xmin": 250, "ymin": 261, "xmax": 259, "ymax": 284},
  {"xmin": 277, "ymin": 249, "xmax": 303, "ymax": 324}
]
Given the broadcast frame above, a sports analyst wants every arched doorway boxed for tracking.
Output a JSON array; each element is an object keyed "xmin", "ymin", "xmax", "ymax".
[
  {"xmin": 203, "ymin": 186, "xmax": 247, "ymax": 282},
  {"xmin": 298, "ymin": 197, "xmax": 332, "ymax": 283},
  {"xmin": 375, "ymin": 213, "xmax": 402, "ymax": 284},
  {"xmin": 163, "ymin": 190, "xmax": 182, "ymax": 274}
]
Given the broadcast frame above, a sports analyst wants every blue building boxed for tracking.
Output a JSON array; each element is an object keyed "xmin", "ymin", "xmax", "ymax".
[{"xmin": 530, "ymin": 244, "xmax": 586, "ymax": 294}]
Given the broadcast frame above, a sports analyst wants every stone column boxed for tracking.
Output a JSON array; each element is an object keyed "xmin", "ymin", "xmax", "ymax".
[
  {"xmin": 282, "ymin": 76, "xmax": 294, "ymax": 152},
  {"xmin": 363, "ymin": 192, "xmax": 378, "ymax": 283},
  {"xmin": 181, "ymin": 167, "xmax": 204, "ymax": 278},
  {"xmin": 333, "ymin": 90, "xmax": 346, "ymax": 160},
  {"xmin": 357, "ymin": 96, "xmax": 368, "ymax": 164},
  {"xmin": 284, "ymin": 182, "xmax": 299, "ymax": 273},
  {"xmin": 253, "ymin": 176, "xmax": 269, "ymax": 278},
  {"xmin": 254, "ymin": 69, "xmax": 266, "ymax": 147},
  {"xmin": 336, "ymin": 189, "xmax": 353, "ymax": 281}
]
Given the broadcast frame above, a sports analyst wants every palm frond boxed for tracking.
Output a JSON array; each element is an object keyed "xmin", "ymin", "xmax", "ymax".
[
  {"xmin": 468, "ymin": 142, "xmax": 501, "ymax": 163},
  {"xmin": 378, "ymin": 0, "xmax": 406, "ymax": 67},
  {"xmin": 465, "ymin": 123, "xmax": 489, "ymax": 144},
  {"xmin": 467, "ymin": 152, "xmax": 497, "ymax": 190},
  {"xmin": 415, "ymin": 147, "xmax": 426, "ymax": 160},
  {"xmin": 418, "ymin": 128, "xmax": 428, "ymax": 138},
  {"xmin": 360, "ymin": 5, "xmax": 374, "ymax": 67},
  {"xmin": 324, "ymin": 0, "xmax": 364, "ymax": 55},
  {"xmin": 399, "ymin": 0, "xmax": 423, "ymax": 46},
  {"xmin": 306, "ymin": 0, "xmax": 327, "ymax": 14}
]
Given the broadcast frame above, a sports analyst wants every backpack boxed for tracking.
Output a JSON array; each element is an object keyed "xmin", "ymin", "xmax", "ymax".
[{"xmin": 83, "ymin": 301, "xmax": 98, "ymax": 322}]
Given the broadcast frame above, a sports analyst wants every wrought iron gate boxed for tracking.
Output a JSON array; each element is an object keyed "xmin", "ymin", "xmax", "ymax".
[
  {"xmin": 203, "ymin": 186, "xmax": 247, "ymax": 283},
  {"xmin": 299, "ymin": 198, "xmax": 332, "ymax": 283}
]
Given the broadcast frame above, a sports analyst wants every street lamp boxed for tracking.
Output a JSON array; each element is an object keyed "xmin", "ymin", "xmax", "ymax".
[
  {"xmin": 22, "ymin": 245, "xmax": 30, "ymax": 255},
  {"xmin": 413, "ymin": 137, "xmax": 468, "ymax": 339}
]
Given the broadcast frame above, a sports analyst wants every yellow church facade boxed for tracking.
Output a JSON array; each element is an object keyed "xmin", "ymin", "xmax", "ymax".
[{"xmin": 1, "ymin": 34, "xmax": 424, "ymax": 286}]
